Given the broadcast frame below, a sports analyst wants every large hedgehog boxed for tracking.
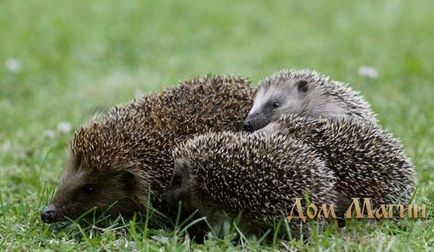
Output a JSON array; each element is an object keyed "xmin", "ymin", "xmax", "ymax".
[
  {"xmin": 40, "ymin": 75, "xmax": 255, "ymax": 223},
  {"xmin": 165, "ymin": 131, "xmax": 337, "ymax": 238},
  {"xmin": 243, "ymin": 69, "xmax": 377, "ymax": 132},
  {"xmin": 263, "ymin": 114, "xmax": 416, "ymax": 208}
]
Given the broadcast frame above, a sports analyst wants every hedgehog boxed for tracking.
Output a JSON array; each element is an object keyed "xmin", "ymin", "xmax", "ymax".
[
  {"xmin": 164, "ymin": 131, "xmax": 338, "ymax": 239},
  {"xmin": 262, "ymin": 114, "xmax": 416, "ymax": 210},
  {"xmin": 243, "ymin": 69, "xmax": 377, "ymax": 132},
  {"xmin": 40, "ymin": 75, "xmax": 255, "ymax": 224}
]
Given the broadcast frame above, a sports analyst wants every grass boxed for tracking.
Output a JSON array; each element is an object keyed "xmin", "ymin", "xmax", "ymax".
[{"xmin": 0, "ymin": 0, "xmax": 433, "ymax": 250}]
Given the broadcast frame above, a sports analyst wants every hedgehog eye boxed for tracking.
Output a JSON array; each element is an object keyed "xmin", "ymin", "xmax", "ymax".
[
  {"xmin": 82, "ymin": 184, "xmax": 96, "ymax": 194},
  {"xmin": 296, "ymin": 80, "xmax": 309, "ymax": 93},
  {"xmin": 272, "ymin": 102, "xmax": 280, "ymax": 109},
  {"xmin": 171, "ymin": 174, "xmax": 183, "ymax": 189}
]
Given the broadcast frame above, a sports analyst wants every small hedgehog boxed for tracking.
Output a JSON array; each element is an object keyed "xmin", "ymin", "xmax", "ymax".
[
  {"xmin": 264, "ymin": 114, "xmax": 416, "ymax": 209},
  {"xmin": 164, "ymin": 131, "xmax": 337, "ymax": 238},
  {"xmin": 40, "ymin": 75, "xmax": 255, "ymax": 223},
  {"xmin": 243, "ymin": 69, "xmax": 377, "ymax": 132}
]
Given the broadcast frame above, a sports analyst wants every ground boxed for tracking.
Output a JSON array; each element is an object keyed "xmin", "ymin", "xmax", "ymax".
[{"xmin": 0, "ymin": 0, "xmax": 433, "ymax": 250}]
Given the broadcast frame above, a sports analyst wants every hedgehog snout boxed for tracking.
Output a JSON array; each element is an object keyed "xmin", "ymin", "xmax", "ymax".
[
  {"xmin": 243, "ymin": 121, "xmax": 254, "ymax": 132},
  {"xmin": 243, "ymin": 113, "xmax": 270, "ymax": 132},
  {"xmin": 41, "ymin": 204, "xmax": 57, "ymax": 223}
]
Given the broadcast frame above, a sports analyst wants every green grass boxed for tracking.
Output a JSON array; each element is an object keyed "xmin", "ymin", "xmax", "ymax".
[{"xmin": 1, "ymin": 0, "xmax": 433, "ymax": 250}]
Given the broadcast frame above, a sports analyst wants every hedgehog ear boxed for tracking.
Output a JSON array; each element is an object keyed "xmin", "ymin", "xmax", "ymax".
[
  {"xmin": 296, "ymin": 80, "xmax": 309, "ymax": 94},
  {"xmin": 67, "ymin": 151, "xmax": 81, "ymax": 170},
  {"xmin": 174, "ymin": 158, "xmax": 188, "ymax": 172},
  {"xmin": 174, "ymin": 158, "xmax": 192, "ymax": 179}
]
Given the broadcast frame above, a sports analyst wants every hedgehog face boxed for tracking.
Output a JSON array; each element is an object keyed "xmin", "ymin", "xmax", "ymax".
[
  {"xmin": 163, "ymin": 158, "xmax": 199, "ymax": 212},
  {"xmin": 165, "ymin": 158, "xmax": 227, "ymax": 240},
  {"xmin": 41, "ymin": 153, "xmax": 140, "ymax": 223},
  {"xmin": 243, "ymin": 78, "xmax": 310, "ymax": 132}
]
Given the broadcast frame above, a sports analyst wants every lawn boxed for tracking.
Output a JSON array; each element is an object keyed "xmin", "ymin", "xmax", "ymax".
[{"xmin": 0, "ymin": 0, "xmax": 433, "ymax": 250}]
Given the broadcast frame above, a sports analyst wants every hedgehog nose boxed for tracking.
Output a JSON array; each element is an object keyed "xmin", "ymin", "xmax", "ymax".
[
  {"xmin": 243, "ymin": 121, "xmax": 254, "ymax": 132},
  {"xmin": 41, "ymin": 204, "xmax": 57, "ymax": 223}
]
